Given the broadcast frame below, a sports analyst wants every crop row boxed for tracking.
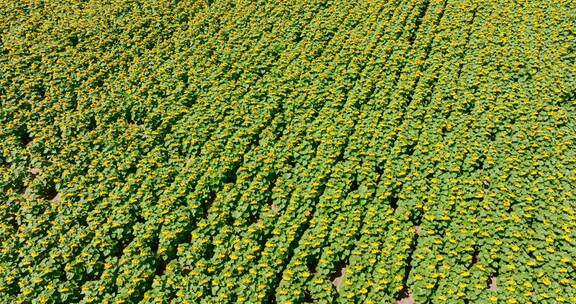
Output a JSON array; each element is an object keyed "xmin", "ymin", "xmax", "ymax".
[{"xmin": 1, "ymin": 0, "xmax": 575, "ymax": 303}]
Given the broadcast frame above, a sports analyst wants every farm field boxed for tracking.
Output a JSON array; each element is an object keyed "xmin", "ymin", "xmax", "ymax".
[{"xmin": 1, "ymin": 0, "xmax": 576, "ymax": 303}]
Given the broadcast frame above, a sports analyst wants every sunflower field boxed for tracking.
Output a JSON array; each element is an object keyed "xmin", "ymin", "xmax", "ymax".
[{"xmin": 1, "ymin": 0, "xmax": 575, "ymax": 303}]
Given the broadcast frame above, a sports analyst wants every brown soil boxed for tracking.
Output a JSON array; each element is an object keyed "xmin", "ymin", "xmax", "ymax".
[
  {"xmin": 332, "ymin": 266, "xmax": 346, "ymax": 291},
  {"xmin": 489, "ymin": 276, "xmax": 497, "ymax": 291},
  {"xmin": 397, "ymin": 293, "xmax": 415, "ymax": 304}
]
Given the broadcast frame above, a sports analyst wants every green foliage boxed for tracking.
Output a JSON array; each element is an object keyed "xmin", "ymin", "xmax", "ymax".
[{"xmin": 1, "ymin": 0, "xmax": 575, "ymax": 303}]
